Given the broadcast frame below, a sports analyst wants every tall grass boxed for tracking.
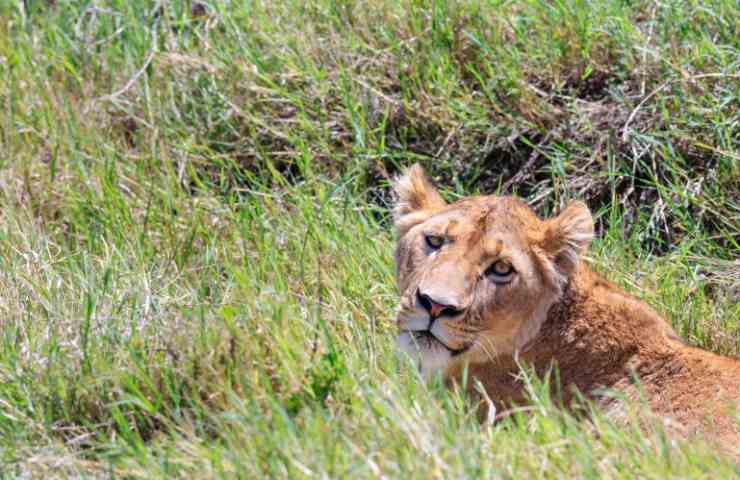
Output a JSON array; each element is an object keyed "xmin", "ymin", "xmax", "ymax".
[{"xmin": 0, "ymin": 0, "xmax": 738, "ymax": 477}]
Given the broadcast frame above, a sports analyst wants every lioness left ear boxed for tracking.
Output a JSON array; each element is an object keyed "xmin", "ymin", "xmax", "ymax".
[
  {"xmin": 393, "ymin": 163, "xmax": 446, "ymax": 236},
  {"xmin": 542, "ymin": 201, "xmax": 594, "ymax": 274}
]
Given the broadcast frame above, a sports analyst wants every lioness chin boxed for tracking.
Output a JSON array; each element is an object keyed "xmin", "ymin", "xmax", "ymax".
[{"xmin": 392, "ymin": 163, "xmax": 740, "ymax": 454}]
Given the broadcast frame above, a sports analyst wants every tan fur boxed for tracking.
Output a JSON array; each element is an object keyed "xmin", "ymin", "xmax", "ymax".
[{"xmin": 392, "ymin": 164, "xmax": 740, "ymax": 454}]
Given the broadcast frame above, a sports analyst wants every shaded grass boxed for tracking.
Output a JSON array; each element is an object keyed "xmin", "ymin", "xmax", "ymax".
[
  {"xmin": 0, "ymin": 0, "xmax": 738, "ymax": 477},
  {"xmin": 2, "ymin": 0, "xmax": 738, "ymax": 249}
]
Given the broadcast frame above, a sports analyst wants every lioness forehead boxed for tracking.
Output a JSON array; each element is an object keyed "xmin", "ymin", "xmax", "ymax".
[{"xmin": 429, "ymin": 196, "xmax": 543, "ymax": 237}]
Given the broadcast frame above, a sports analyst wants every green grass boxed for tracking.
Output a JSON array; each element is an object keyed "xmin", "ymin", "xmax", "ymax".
[{"xmin": 0, "ymin": 0, "xmax": 738, "ymax": 477}]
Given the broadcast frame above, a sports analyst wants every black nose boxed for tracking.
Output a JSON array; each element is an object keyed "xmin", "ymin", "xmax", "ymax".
[{"xmin": 416, "ymin": 290, "xmax": 464, "ymax": 319}]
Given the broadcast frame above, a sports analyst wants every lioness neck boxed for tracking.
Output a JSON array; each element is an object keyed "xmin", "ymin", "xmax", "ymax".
[
  {"xmin": 464, "ymin": 262, "xmax": 684, "ymax": 408},
  {"xmin": 510, "ymin": 263, "xmax": 677, "ymax": 397},
  {"xmin": 466, "ymin": 261, "xmax": 740, "ymax": 421},
  {"xmin": 551, "ymin": 262, "xmax": 680, "ymax": 355}
]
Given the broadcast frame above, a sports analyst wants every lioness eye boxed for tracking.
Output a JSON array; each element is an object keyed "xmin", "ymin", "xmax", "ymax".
[
  {"xmin": 485, "ymin": 261, "xmax": 514, "ymax": 282},
  {"xmin": 425, "ymin": 235, "xmax": 444, "ymax": 249}
]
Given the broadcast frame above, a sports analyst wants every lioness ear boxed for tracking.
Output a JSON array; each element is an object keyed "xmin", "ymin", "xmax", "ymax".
[
  {"xmin": 393, "ymin": 163, "xmax": 446, "ymax": 235},
  {"xmin": 542, "ymin": 201, "xmax": 594, "ymax": 275}
]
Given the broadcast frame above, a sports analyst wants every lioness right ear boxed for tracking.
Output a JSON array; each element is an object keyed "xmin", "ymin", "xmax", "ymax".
[
  {"xmin": 393, "ymin": 163, "xmax": 446, "ymax": 235},
  {"xmin": 542, "ymin": 201, "xmax": 594, "ymax": 275}
]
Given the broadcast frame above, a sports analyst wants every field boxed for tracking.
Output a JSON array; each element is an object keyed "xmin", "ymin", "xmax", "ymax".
[{"xmin": 1, "ymin": 0, "xmax": 739, "ymax": 477}]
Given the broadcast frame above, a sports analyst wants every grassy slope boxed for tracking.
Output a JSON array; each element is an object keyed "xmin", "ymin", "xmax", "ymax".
[{"xmin": 0, "ymin": 0, "xmax": 738, "ymax": 477}]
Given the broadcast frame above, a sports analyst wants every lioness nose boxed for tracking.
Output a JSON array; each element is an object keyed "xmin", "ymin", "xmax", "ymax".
[{"xmin": 417, "ymin": 290, "xmax": 464, "ymax": 319}]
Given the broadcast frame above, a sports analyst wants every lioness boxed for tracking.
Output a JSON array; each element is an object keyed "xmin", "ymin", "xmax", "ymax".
[{"xmin": 393, "ymin": 164, "xmax": 740, "ymax": 452}]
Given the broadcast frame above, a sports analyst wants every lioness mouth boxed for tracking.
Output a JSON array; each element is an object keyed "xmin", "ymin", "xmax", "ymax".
[{"xmin": 410, "ymin": 330, "xmax": 469, "ymax": 357}]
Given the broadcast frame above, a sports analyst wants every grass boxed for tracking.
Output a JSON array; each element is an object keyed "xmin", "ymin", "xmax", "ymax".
[{"xmin": 0, "ymin": 0, "xmax": 738, "ymax": 477}]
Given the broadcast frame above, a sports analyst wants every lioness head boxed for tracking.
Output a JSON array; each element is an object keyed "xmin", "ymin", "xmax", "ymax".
[{"xmin": 393, "ymin": 164, "xmax": 594, "ymax": 376}]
